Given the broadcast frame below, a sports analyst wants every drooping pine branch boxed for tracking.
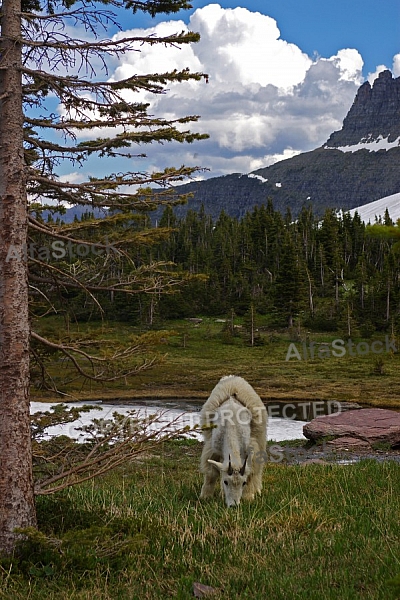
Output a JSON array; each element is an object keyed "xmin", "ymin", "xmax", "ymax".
[{"xmin": 13, "ymin": 0, "xmax": 210, "ymax": 392}]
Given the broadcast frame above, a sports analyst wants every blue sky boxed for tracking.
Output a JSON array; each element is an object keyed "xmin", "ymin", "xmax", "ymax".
[
  {"xmin": 129, "ymin": 0, "xmax": 400, "ymax": 78},
  {"xmin": 56, "ymin": 1, "xmax": 400, "ymax": 184}
]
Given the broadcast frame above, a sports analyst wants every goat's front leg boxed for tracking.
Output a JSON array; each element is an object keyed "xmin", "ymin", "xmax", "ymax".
[{"xmin": 200, "ymin": 465, "xmax": 219, "ymax": 499}]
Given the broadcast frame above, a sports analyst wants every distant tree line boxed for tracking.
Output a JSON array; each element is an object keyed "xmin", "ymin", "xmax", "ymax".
[{"xmin": 36, "ymin": 201, "xmax": 400, "ymax": 336}]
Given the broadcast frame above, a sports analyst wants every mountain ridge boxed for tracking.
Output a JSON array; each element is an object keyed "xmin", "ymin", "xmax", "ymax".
[
  {"xmin": 45, "ymin": 70, "xmax": 400, "ymax": 223},
  {"xmin": 158, "ymin": 69, "xmax": 400, "ymax": 221}
]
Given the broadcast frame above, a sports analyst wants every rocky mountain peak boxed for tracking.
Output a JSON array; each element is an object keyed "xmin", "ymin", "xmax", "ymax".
[{"xmin": 325, "ymin": 70, "xmax": 400, "ymax": 148}]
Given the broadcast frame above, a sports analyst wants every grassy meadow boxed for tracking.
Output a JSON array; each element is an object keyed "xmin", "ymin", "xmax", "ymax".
[
  {"xmin": 1, "ymin": 440, "xmax": 399, "ymax": 600},
  {"xmin": 33, "ymin": 315, "xmax": 400, "ymax": 408},
  {"xmin": 10, "ymin": 316, "xmax": 398, "ymax": 599}
]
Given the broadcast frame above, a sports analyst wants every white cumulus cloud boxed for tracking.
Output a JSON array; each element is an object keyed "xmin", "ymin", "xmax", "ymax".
[
  {"xmin": 367, "ymin": 64, "xmax": 389, "ymax": 84},
  {"xmin": 189, "ymin": 4, "xmax": 312, "ymax": 89},
  {"xmin": 331, "ymin": 48, "xmax": 364, "ymax": 82},
  {"xmin": 64, "ymin": 3, "xmax": 392, "ymax": 180},
  {"xmin": 393, "ymin": 54, "xmax": 400, "ymax": 77}
]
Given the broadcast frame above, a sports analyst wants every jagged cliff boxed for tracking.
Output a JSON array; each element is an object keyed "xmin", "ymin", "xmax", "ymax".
[
  {"xmin": 158, "ymin": 70, "xmax": 400, "ymax": 221},
  {"xmin": 326, "ymin": 70, "xmax": 400, "ymax": 147}
]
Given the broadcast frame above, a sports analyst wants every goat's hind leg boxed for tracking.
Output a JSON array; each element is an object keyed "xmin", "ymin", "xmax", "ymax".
[
  {"xmin": 247, "ymin": 455, "xmax": 264, "ymax": 498},
  {"xmin": 242, "ymin": 447, "xmax": 264, "ymax": 500}
]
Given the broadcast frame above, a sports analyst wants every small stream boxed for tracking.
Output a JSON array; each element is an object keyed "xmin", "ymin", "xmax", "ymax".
[{"xmin": 30, "ymin": 400, "xmax": 311, "ymax": 442}]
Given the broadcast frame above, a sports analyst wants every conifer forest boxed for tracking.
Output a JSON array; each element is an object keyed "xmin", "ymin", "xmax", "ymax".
[{"xmin": 37, "ymin": 201, "xmax": 400, "ymax": 336}]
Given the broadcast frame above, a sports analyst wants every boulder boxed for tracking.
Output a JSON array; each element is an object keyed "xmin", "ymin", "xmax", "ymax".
[
  {"xmin": 326, "ymin": 436, "xmax": 372, "ymax": 450},
  {"xmin": 303, "ymin": 408, "xmax": 400, "ymax": 448}
]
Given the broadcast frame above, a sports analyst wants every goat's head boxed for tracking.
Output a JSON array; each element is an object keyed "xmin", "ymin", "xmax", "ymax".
[{"xmin": 208, "ymin": 454, "xmax": 251, "ymax": 507}]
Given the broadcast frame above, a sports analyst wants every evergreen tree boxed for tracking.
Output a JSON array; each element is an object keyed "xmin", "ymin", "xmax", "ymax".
[
  {"xmin": 0, "ymin": 0, "xmax": 208, "ymax": 554},
  {"xmin": 273, "ymin": 230, "xmax": 305, "ymax": 327},
  {"xmin": 297, "ymin": 205, "xmax": 317, "ymax": 264}
]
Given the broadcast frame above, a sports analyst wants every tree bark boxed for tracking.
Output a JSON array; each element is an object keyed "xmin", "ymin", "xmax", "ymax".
[{"xmin": 0, "ymin": 0, "xmax": 37, "ymax": 554}]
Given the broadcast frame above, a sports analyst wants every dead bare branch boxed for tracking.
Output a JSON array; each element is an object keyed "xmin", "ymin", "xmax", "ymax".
[{"xmin": 34, "ymin": 409, "xmax": 197, "ymax": 495}]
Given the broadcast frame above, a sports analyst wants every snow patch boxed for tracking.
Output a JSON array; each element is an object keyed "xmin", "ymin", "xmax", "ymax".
[
  {"xmin": 325, "ymin": 135, "xmax": 400, "ymax": 153},
  {"xmin": 350, "ymin": 191, "xmax": 400, "ymax": 223},
  {"xmin": 247, "ymin": 173, "xmax": 268, "ymax": 183}
]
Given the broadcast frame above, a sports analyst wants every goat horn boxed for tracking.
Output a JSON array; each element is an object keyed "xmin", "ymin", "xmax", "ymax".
[
  {"xmin": 227, "ymin": 454, "xmax": 233, "ymax": 475},
  {"xmin": 239, "ymin": 455, "xmax": 248, "ymax": 476}
]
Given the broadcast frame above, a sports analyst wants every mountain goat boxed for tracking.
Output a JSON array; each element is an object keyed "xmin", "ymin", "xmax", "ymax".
[{"xmin": 200, "ymin": 375, "xmax": 267, "ymax": 507}]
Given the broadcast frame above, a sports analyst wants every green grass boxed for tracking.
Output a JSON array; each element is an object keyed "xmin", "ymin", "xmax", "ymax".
[
  {"xmin": 33, "ymin": 316, "xmax": 400, "ymax": 409},
  {"xmin": 1, "ymin": 441, "xmax": 399, "ymax": 599}
]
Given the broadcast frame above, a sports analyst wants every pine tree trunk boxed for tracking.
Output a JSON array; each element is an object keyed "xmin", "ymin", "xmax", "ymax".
[
  {"xmin": 386, "ymin": 281, "xmax": 390, "ymax": 322},
  {"xmin": 306, "ymin": 268, "xmax": 314, "ymax": 316},
  {"xmin": 250, "ymin": 304, "xmax": 254, "ymax": 347},
  {"xmin": 0, "ymin": 0, "xmax": 37, "ymax": 554}
]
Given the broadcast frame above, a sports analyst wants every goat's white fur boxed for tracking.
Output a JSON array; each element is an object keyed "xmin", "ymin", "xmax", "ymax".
[{"xmin": 200, "ymin": 375, "xmax": 267, "ymax": 506}]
